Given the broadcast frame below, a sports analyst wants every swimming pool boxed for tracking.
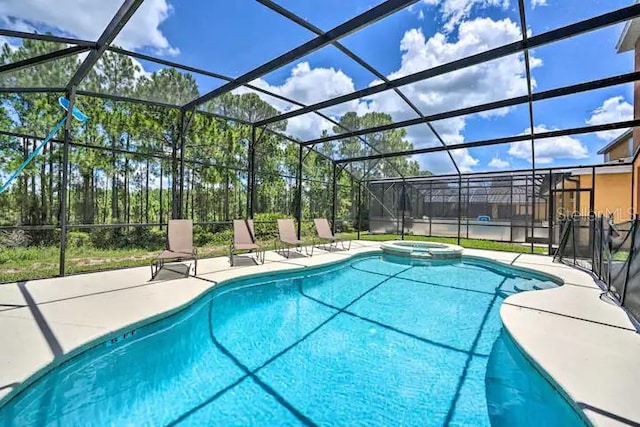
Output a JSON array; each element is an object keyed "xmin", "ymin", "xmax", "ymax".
[{"xmin": 0, "ymin": 254, "xmax": 586, "ymax": 426}]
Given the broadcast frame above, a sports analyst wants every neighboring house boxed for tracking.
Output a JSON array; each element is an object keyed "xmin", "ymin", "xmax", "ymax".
[
  {"xmin": 553, "ymin": 126, "xmax": 636, "ymax": 222},
  {"xmin": 551, "ymin": 19, "xmax": 640, "ymax": 223},
  {"xmin": 563, "ymin": 166, "xmax": 633, "ymax": 222},
  {"xmin": 597, "ymin": 129, "xmax": 635, "ymax": 163},
  {"xmin": 616, "ymin": 13, "xmax": 640, "ymax": 218}
]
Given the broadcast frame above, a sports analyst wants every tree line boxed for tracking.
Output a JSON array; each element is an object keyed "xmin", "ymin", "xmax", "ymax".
[{"xmin": 0, "ymin": 39, "xmax": 427, "ymax": 243}]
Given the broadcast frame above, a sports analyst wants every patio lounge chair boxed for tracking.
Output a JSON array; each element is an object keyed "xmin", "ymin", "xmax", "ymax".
[
  {"xmin": 230, "ymin": 219, "xmax": 265, "ymax": 266},
  {"xmin": 314, "ymin": 218, "xmax": 351, "ymax": 251},
  {"xmin": 275, "ymin": 219, "xmax": 313, "ymax": 258},
  {"xmin": 151, "ymin": 219, "xmax": 198, "ymax": 278}
]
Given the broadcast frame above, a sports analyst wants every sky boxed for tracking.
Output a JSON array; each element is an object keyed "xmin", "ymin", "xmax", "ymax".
[{"xmin": 0, "ymin": 0, "xmax": 636, "ymax": 175}]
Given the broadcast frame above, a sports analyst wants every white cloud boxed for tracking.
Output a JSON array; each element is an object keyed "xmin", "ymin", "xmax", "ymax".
[
  {"xmin": 586, "ymin": 96, "xmax": 633, "ymax": 141},
  {"xmin": 451, "ymin": 148, "xmax": 480, "ymax": 172},
  {"xmin": 285, "ymin": 113, "xmax": 335, "ymax": 141},
  {"xmin": 366, "ymin": 18, "xmax": 537, "ymax": 171},
  {"xmin": 508, "ymin": 125, "xmax": 589, "ymax": 164},
  {"xmin": 0, "ymin": 36, "xmax": 19, "ymax": 52},
  {"xmin": 422, "ymin": 0, "xmax": 510, "ymax": 32},
  {"xmin": 233, "ymin": 62, "xmax": 360, "ymax": 138},
  {"xmin": 488, "ymin": 156, "xmax": 509, "ymax": 168},
  {"xmin": 240, "ymin": 17, "xmax": 541, "ymax": 173},
  {"xmin": 531, "ymin": 0, "xmax": 547, "ymax": 8},
  {"xmin": 130, "ymin": 57, "xmax": 153, "ymax": 81},
  {"xmin": 253, "ymin": 62, "xmax": 358, "ymax": 117},
  {"xmin": 0, "ymin": 0, "xmax": 178, "ymax": 55}
]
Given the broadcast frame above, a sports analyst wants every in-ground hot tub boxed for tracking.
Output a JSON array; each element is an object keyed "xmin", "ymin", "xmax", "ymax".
[{"xmin": 380, "ymin": 240, "xmax": 463, "ymax": 259}]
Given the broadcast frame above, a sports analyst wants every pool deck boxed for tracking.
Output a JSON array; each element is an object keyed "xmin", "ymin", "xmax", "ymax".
[{"xmin": 0, "ymin": 241, "xmax": 638, "ymax": 426}]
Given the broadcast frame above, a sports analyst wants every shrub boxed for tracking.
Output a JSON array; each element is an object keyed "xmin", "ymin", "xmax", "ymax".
[
  {"xmin": 0, "ymin": 230, "xmax": 32, "ymax": 248},
  {"xmin": 89, "ymin": 228, "xmax": 123, "ymax": 249},
  {"xmin": 194, "ymin": 225, "xmax": 232, "ymax": 246},
  {"xmin": 126, "ymin": 227, "xmax": 165, "ymax": 250},
  {"xmin": 253, "ymin": 213, "xmax": 293, "ymax": 240},
  {"xmin": 66, "ymin": 231, "xmax": 91, "ymax": 248}
]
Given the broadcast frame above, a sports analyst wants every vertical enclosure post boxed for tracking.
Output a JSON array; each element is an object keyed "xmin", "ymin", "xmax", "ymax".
[
  {"xmin": 530, "ymin": 171, "xmax": 536, "ymax": 254},
  {"xmin": 599, "ymin": 216, "xmax": 604, "ymax": 280},
  {"xmin": 547, "ymin": 170, "xmax": 553, "ymax": 255},
  {"xmin": 429, "ymin": 181, "xmax": 432, "ymax": 236},
  {"xmin": 357, "ymin": 180, "xmax": 362, "ymax": 240},
  {"xmin": 159, "ymin": 163, "xmax": 163, "ymax": 229},
  {"xmin": 457, "ymin": 176, "xmax": 462, "ymax": 245},
  {"xmin": 331, "ymin": 162, "xmax": 338, "ymax": 234},
  {"xmin": 631, "ymin": 165, "xmax": 635, "ymax": 217},
  {"xmin": 590, "ymin": 166, "xmax": 597, "ymax": 267},
  {"xmin": 401, "ymin": 182, "xmax": 406, "ymax": 240},
  {"xmin": 466, "ymin": 178, "xmax": 470, "ymax": 239},
  {"xmin": 509, "ymin": 176, "xmax": 514, "ymax": 243},
  {"xmin": 170, "ymin": 121, "xmax": 179, "ymax": 219},
  {"xmin": 247, "ymin": 126, "xmax": 256, "ymax": 219},
  {"xmin": 296, "ymin": 144, "xmax": 303, "ymax": 239},
  {"xmin": 178, "ymin": 110, "xmax": 186, "ymax": 218},
  {"xmin": 622, "ymin": 215, "xmax": 638, "ymax": 305},
  {"xmin": 59, "ymin": 88, "xmax": 76, "ymax": 277}
]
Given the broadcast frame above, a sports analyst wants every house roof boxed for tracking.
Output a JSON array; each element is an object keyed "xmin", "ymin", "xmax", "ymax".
[
  {"xmin": 617, "ymin": 3, "xmax": 640, "ymax": 52},
  {"xmin": 597, "ymin": 129, "xmax": 633, "ymax": 154},
  {"xmin": 571, "ymin": 165, "xmax": 632, "ymax": 175}
]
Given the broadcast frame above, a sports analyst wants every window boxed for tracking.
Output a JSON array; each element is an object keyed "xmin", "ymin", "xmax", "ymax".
[{"xmin": 629, "ymin": 138, "xmax": 634, "ymax": 157}]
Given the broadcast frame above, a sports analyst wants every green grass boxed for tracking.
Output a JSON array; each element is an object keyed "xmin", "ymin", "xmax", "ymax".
[
  {"xmin": 341, "ymin": 232, "xmax": 548, "ymax": 255},
  {"xmin": 0, "ymin": 234, "xmax": 546, "ymax": 283},
  {"xmin": 0, "ymin": 245, "xmax": 234, "ymax": 283},
  {"xmin": 612, "ymin": 250, "xmax": 630, "ymax": 262}
]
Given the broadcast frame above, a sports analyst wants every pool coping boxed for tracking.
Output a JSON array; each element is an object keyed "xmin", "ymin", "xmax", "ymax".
[
  {"xmin": 0, "ymin": 242, "xmax": 638, "ymax": 426},
  {"xmin": 0, "ymin": 243, "xmax": 382, "ymax": 406},
  {"xmin": 489, "ymin": 255, "xmax": 640, "ymax": 427},
  {"xmin": 380, "ymin": 240, "xmax": 464, "ymax": 259}
]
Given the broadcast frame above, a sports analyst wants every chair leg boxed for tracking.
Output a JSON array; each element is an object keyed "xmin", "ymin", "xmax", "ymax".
[{"xmin": 303, "ymin": 243, "xmax": 314, "ymax": 257}]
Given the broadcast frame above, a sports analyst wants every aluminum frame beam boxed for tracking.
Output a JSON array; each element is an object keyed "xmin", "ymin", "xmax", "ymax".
[
  {"xmin": 302, "ymin": 71, "xmax": 640, "ymax": 147},
  {"xmin": 0, "ymin": 29, "xmax": 96, "ymax": 47},
  {"xmin": 82, "ymin": 50, "xmax": 389, "ymax": 168},
  {"xmin": 516, "ymin": 0, "xmax": 537, "ymax": 254},
  {"xmin": 255, "ymin": 0, "xmax": 461, "ymax": 175},
  {"xmin": 366, "ymin": 161, "xmax": 635, "ymax": 184},
  {"xmin": 0, "ymin": 87, "xmax": 65, "ymax": 94},
  {"xmin": 183, "ymin": 0, "xmax": 418, "ymax": 110},
  {"xmin": 336, "ymin": 119, "xmax": 640, "ymax": 164},
  {"xmin": 0, "ymin": 45, "xmax": 90, "ymax": 75},
  {"xmin": 71, "ymin": 90, "xmax": 344, "ymax": 171},
  {"xmin": 256, "ymin": 4, "xmax": 640, "ymax": 128},
  {"xmin": 67, "ymin": 0, "xmax": 144, "ymax": 90}
]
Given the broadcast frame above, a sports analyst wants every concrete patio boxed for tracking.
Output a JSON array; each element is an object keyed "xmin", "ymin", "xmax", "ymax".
[{"xmin": 0, "ymin": 241, "xmax": 638, "ymax": 426}]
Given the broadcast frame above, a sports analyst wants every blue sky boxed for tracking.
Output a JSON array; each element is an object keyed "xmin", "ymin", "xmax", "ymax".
[{"xmin": 0, "ymin": 0, "xmax": 636, "ymax": 174}]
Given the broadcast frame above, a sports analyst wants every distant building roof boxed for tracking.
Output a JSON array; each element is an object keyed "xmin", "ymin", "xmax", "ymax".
[
  {"xmin": 597, "ymin": 129, "xmax": 633, "ymax": 155},
  {"xmin": 617, "ymin": 4, "xmax": 640, "ymax": 53},
  {"xmin": 571, "ymin": 165, "xmax": 632, "ymax": 175}
]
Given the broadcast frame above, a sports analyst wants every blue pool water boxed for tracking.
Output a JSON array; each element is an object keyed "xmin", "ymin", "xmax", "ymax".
[{"xmin": 0, "ymin": 254, "xmax": 586, "ymax": 426}]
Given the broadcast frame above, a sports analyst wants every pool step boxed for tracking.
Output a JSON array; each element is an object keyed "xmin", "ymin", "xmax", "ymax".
[
  {"xmin": 409, "ymin": 250, "xmax": 432, "ymax": 258},
  {"xmin": 533, "ymin": 282, "xmax": 556, "ymax": 291},
  {"xmin": 513, "ymin": 280, "xmax": 556, "ymax": 292},
  {"xmin": 513, "ymin": 280, "xmax": 537, "ymax": 293}
]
